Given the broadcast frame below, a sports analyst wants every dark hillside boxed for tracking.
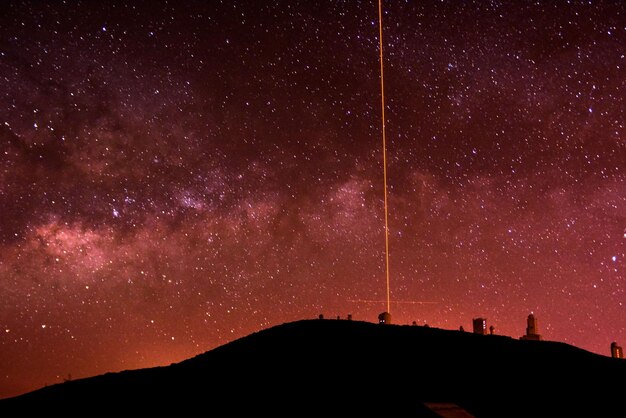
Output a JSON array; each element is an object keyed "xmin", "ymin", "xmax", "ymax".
[{"xmin": 3, "ymin": 320, "xmax": 625, "ymax": 416}]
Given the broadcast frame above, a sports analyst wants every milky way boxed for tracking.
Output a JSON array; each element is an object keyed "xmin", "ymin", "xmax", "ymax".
[{"xmin": 1, "ymin": 0, "xmax": 625, "ymax": 398}]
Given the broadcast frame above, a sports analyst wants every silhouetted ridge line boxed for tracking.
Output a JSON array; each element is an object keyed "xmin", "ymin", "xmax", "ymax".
[{"xmin": 3, "ymin": 320, "xmax": 625, "ymax": 417}]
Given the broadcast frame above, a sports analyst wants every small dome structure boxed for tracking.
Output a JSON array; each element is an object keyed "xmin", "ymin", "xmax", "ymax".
[{"xmin": 378, "ymin": 311, "xmax": 391, "ymax": 325}]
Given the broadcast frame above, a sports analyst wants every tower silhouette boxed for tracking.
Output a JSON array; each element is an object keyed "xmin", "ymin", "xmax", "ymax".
[
  {"xmin": 611, "ymin": 342, "xmax": 623, "ymax": 359},
  {"xmin": 520, "ymin": 314, "xmax": 542, "ymax": 341}
]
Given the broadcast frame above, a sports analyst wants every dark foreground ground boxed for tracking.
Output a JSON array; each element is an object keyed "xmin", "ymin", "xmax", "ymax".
[{"xmin": 3, "ymin": 319, "xmax": 625, "ymax": 416}]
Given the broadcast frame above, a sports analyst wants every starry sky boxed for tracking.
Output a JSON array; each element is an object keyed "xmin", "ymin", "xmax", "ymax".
[{"xmin": 1, "ymin": 0, "xmax": 625, "ymax": 398}]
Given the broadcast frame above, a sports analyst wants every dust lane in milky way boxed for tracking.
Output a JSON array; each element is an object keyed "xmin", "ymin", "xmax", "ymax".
[{"xmin": 1, "ymin": 0, "xmax": 624, "ymax": 398}]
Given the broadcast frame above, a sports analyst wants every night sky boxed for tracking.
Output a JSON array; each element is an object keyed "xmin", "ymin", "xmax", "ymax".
[{"xmin": 1, "ymin": 0, "xmax": 625, "ymax": 398}]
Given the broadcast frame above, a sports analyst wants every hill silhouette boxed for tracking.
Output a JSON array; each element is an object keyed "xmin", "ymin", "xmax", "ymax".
[{"xmin": 2, "ymin": 319, "xmax": 625, "ymax": 416}]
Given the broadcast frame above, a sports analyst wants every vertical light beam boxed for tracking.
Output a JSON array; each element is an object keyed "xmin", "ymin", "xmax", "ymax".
[{"xmin": 378, "ymin": 0, "xmax": 391, "ymax": 314}]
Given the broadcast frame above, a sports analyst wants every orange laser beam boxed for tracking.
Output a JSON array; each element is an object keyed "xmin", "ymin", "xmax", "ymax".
[
  {"xmin": 347, "ymin": 299, "xmax": 438, "ymax": 305},
  {"xmin": 378, "ymin": 0, "xmax": 391, "ymax": 314}
]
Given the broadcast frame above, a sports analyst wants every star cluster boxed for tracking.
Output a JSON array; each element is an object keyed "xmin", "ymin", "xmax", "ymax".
[{"xmin": 1, "ymin": 0, "xmax": 625, "ymax": 398}]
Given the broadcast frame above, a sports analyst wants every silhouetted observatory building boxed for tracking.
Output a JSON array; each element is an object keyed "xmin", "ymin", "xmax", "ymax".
[
  {"xmin": 472, "ymin": 318, "xmax": 487, "ymax": 335},
  {"xmin": 520, "ymin": 314, "xmax": 542, "ymax": 341},
  {"xmin": 611, "ymin": 342, "xmax": 623, "ymax": 359},
  {"xmin": 378, "ymin": 311, "xmax": 391, "ymax": 324}
]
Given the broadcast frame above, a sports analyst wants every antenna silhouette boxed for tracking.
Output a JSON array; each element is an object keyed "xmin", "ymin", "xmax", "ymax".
[{"xmin": 378, "ymin": 0, "xmax": 391, "ymax": 314}]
